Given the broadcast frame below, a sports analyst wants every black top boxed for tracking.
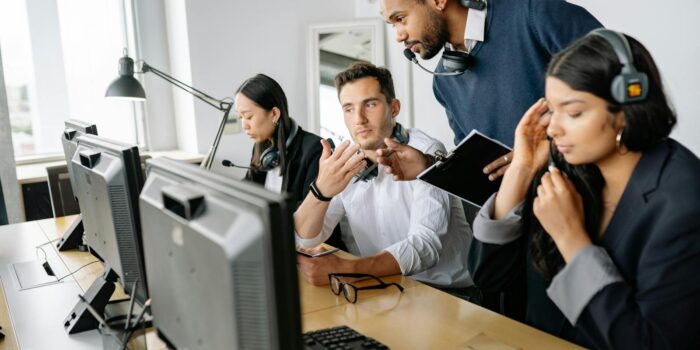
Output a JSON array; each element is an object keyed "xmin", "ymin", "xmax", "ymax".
[
  {"xmin": 470, "ymin": 139, "xmax": 700, "ymax": 349},
  {"xmin": 245, "ymin": 127, "xmax": 322, "ymax": 210}
]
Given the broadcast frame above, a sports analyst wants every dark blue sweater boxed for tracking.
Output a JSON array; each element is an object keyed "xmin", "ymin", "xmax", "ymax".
[{"xmin": 433, "ymin": 0, "xmax": 601, "ymax": 147}]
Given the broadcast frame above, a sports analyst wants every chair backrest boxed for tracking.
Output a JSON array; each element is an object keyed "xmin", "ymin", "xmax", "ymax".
[
  {"xmin": 0, "ymin": 178, "xmax": 7, "ymax": 225},
  {"xmin": 46, "ymin": 164, "xmax": 80, "ymax": 217}
]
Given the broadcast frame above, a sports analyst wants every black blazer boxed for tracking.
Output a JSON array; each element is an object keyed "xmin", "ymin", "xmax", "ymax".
[
  {"xmin": 470, "ymin": 139, "xmax": 700, "ymax": 349},
  {"xmin": 245, "ymin": 127, "xmax": 322, "ymax": 210}
]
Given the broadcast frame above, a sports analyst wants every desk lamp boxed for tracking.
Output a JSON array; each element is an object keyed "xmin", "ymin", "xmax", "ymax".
[{"xmin": 105, "ymin": 50, "xmax": 233, "ymax": 170}]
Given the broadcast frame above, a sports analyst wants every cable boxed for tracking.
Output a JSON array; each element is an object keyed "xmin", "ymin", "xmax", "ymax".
[{"xmin": 56, "ymin": 261, "xmax": 101, "ymax": 282}]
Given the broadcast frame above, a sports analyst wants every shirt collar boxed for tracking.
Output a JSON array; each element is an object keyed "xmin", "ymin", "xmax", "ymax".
[{"xmin": 445, "ymin": 2, "xmax": 487, "ymax": 52}]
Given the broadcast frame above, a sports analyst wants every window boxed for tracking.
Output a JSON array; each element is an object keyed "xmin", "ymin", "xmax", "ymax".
[{"xmin": 0, "ymin": 0, "xmax": 143, "ymax": 160}]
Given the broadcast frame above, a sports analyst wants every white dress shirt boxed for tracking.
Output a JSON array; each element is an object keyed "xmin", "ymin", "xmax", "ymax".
[
  {"xmin": 296, "ymin": 128, "xmax": 473, "ymax": 288},
  {"xmin": 446, "ymin": 2, "xmax": 487, "ymax": 54},
  {"xmin": 264, "ymin": 166, "xmax": 284, "ymax": 194}
]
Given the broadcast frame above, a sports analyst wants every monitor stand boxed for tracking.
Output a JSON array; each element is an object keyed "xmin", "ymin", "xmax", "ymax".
[
  {"xmin": 63, "ymin": 266, "xmax": 118, "ymax": 334},
  {"xmin": 55, "ymin": 215, "xmax": 87, "ymax": 251}
]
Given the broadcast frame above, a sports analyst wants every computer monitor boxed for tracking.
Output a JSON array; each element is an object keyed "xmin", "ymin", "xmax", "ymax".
[
  {"xmin": 139, "ymin": 157, "xmax": 302, "ymax": 349},
  {"xmin": 61, "ymin": 119, "xmax": 98, "ymax": 194},
  {"xmin": 55, "ymin": 119, "xmax": 98, "ymax": 251},
  {"xmin": 63, "ymin": 133, "xmax": 148, "ymax": 334}
]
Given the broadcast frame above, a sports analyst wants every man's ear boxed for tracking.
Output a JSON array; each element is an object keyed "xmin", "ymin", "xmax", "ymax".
[
  {"xmin": 433, "ymin": 0, "xmax": 448, "ymax": 11},
  {"xmin": 390, "ymin": 98, "xmax": 401, "ymax": 118}
]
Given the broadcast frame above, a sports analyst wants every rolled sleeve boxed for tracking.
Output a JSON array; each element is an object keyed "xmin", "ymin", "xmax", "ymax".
[
  {"xmin": 385, "ymin": 181, "xmax": 449, "ymax": 275},
  {"xmin": 472, "ymin": 194, "xmax": 524, "ymax": 244},
  {"xmin": 547, "ymin": 245, "xmax": 624, "ymax": 325}
]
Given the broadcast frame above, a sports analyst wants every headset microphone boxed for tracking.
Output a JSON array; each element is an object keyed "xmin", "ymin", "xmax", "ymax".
[
  {"xmin": 221, "ymin": 159, "xmax": 251, "ymax": 169},
  {"xmin": 403, "ymin": 49, "xmax": 465, "ymax": 76}
]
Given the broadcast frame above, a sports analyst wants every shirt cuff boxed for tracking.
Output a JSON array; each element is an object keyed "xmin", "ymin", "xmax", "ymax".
[
  {"xmin": 546, "ymin": 245, "xmax": 624, "ymax": 324},
  {"xmin": 383, "ymin": 243, "xmax": 412, "ymax": 275},
  {"xmin": 472, "ymin": 194, "xmax": 524, "ymax": 244},
  {"xmin": 294, "ymin": 230, "xmax": 326, "ymax": 249}
]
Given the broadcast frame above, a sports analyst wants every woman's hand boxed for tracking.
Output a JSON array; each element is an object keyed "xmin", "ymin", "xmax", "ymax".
[
  {"xmin": 512, "ymin": 98, "xmax": 552, "ymax": 172},
  {"xmin": 315, "ymin": 139, "xmax": 366, "ymax": 197},
  {"xmin": 533, "ymin": 167, "xmax": 592, "ymax": 262},
  {"xmin": 492, "ymin": 98, "xmax": 552, "ymax": 219}
]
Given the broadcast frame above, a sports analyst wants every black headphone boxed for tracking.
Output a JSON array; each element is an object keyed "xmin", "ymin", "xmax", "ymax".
[
  {"xmin": 460, "ymin": 0, "xmax": 486, "ymax": 10},
  {"xmin": 403, "ymin": 0, "xmax": 485, "ymax": 76},
  {"xmin": 353, "ymin": 123, "xmax": 409, "ymax": 182},
  {"xmin": 588, "ymin": 29, "xmax": 648, "ymax": 104},
  {"xmin": 259, "ymin": 118, "xmax": 299, "ymax": 171}
]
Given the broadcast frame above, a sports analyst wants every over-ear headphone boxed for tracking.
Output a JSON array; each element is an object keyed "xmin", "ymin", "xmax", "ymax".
[
  {"xmin": 588, "ymin": 29, "xmax": 648, "ymax": 104},
  {"xmin": 354, "ymin": 123, "xmax": 409, "ymax": 182},
  {"xmin": 460, "ymin": 0, "xmax": 486, "ymax": 10},
  {"xmin": 404, "ymin": 0, "xmax": 484, "ymax": 76},
  {"xmin": 259, "ymin": 118, "xmax": 299, "ymax": 171}
]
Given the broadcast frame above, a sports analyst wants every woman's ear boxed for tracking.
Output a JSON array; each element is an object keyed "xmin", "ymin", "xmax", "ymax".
[
  {"xmin": 613, "ymin": 111, "xmax": 626, "ymax": 131},
  {"xmin": 271, "ymin": 107, "xmax": 281, "ymax": 124}
]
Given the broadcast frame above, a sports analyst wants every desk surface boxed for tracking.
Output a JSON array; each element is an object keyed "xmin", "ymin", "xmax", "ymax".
[
  {"xmin": 16, "ymin": 150, "xmax": 204, "ymax": 185},
  {"xmin": 0, "ymin": 217, "xmax": 582, "ymax": 349}
]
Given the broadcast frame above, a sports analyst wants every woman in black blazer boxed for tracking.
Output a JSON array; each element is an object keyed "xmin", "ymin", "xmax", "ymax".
[
  {"xmin": 235, "ymin": 74, "xmax": 322, "ymax": 209},
  {"xmin": 469, "ymin": 30, "xmax": 700, "ymax": 349}
]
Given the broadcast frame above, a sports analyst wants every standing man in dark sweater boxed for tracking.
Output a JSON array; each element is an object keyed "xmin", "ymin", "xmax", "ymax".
[{"xmin": 377, "ymin": 0, "xmax": 601, "ymax": 181}]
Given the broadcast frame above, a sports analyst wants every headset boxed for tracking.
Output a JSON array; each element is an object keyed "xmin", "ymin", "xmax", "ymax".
[
  {"xmin": 404, "ymin": 0, "xmax": 485, "ymax": 76},
  {"xmin": 460, "ymin": 0, "xmax": 486, "ymax": 10},
  {"xmin": 259, "ymin": 118, "xmax": 299, "ymax": 171},
  {"xmin": 588, "ymin": 28, "xmax": 649, "ymax": 104},
  {"xmin": 354, "ymin": 123, "xmax": 410, "ymax": 182}
]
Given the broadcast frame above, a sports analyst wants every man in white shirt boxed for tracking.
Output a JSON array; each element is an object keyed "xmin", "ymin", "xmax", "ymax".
[{"xmin": 295, "ymin": 62, "xmax": 473, "ymax": 293}]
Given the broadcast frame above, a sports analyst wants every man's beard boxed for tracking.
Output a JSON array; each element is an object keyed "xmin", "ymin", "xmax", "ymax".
[{"xmin": 420, "ymin": 8, "xmax": 449, "ymax": 59}]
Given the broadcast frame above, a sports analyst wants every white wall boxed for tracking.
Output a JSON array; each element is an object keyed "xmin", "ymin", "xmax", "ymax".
[
  {"xmin": 0, "ymin": 48, "xmax": 23, "ymax": 223},
  {"xmin": 355, "ymin": 0, "xmax": 700, "ymax": 154},
  {"xmin": 151, "ymin": 0, "xmax": 357, "ymax": 178},
  {"xmin": 570, "ymin": 0, "xmax": 700, "ymax": 154}
]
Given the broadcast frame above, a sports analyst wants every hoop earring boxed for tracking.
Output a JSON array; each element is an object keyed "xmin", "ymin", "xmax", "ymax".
[
  {"xmin": 615, "ymin": 129, "xmax": 628, "ymax": 155},
  {"xmin": 274, "ymin": 119, "xmax": 280, "ymax": 126}
]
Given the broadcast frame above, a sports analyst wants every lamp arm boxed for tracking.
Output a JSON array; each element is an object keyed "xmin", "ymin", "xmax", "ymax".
[
  {"xmin": 200, "ymin": 103, "xmax": 233, "ymax": 170},
  {"xmin": 139, "ymin": 61, "xmax": 232, "ymax": 112}
]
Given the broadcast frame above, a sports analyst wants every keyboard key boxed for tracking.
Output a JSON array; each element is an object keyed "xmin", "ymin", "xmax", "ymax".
[{"xmin": 303, "ymin": 325, "xmax": 389, "ymax": 349}]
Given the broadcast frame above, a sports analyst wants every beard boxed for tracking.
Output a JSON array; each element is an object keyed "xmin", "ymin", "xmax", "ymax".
[{"xmin": 419, "ymin": 8, "xmax": 449, "ymax": 59}]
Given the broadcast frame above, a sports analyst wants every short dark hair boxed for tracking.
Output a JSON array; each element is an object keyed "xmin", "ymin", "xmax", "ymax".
[{"xmin": 334, "ymin": 62, "xmax": 396, "ymax": 102}]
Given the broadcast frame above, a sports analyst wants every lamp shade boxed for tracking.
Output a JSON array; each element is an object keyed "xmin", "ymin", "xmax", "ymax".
[{"xmin": 105, "ymin": 55, "xmax": 146, "ymax": 100}]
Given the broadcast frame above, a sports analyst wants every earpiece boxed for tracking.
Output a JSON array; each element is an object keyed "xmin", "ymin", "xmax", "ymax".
[
  {"xmin": 354, "ymin": 123, "xmax": 409, "ymax": 182},
  {"xmin": 259, "ymin": 118, "xmax": 299, "ymax": 171},
  {"xmin": 588, "ymin": 29, "xmax": 648, "ymax": 104}
]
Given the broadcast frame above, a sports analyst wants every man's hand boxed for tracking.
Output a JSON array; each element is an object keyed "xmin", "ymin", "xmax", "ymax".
[
  {"xmin": 376, "ymin": 138, "xmax": 429, "ymax": 181},
  {"xmin": 483, "ymin": 151, "xmax": 513, "ymax": 181},
  {"xmin": 297, "ymin": 250, "xmax": 350, "ymax": 286},
  {"xmin": 315, "ymin": 139, "xmax": 366, "ymax": 197}
]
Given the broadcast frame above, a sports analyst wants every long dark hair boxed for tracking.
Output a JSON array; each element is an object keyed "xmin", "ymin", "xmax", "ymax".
[
  {"xmin": 236, "ymin": 74, "xmax": 294, "ymax": 173},
  {"xmin": 528, "ymin": 32, "xmax": 676, "ymax": 280}
]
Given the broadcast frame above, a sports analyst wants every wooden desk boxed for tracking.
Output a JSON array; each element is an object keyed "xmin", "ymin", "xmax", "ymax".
[{"xmin": 0, "ymin": 217, "xmax": 583, "ymax": 349}]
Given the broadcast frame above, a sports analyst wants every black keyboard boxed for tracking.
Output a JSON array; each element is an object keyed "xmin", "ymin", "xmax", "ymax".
[{"xmin": 303, "ymin": 325, "xmax": 389, "ymax": 349}]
